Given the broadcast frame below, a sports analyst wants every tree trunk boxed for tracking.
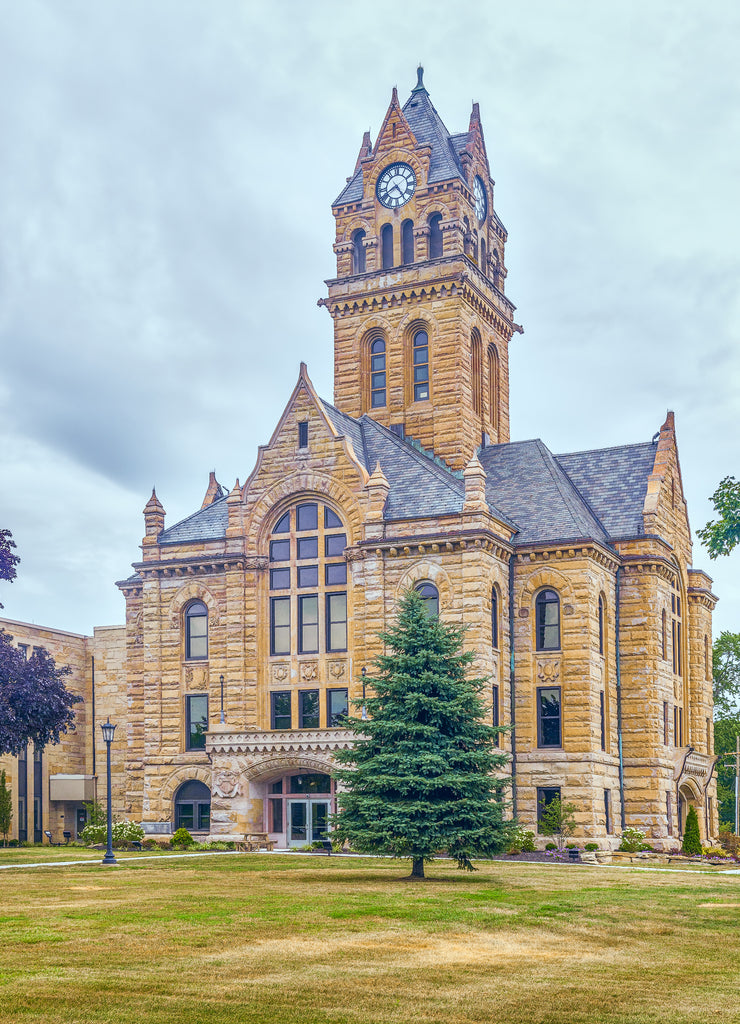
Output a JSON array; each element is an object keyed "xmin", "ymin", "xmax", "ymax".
[{"xmin": 410, "ymin": 856, "xmax": 425, "ymax": 879}]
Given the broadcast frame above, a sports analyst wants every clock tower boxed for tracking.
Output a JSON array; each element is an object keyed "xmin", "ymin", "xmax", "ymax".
[{"xmin": 321, "ymin": 68, "xmax": 521, "ymax": 471}]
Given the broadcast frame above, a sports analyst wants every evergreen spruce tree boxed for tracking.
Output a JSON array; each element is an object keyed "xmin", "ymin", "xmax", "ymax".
[
  {"xmin": 681, "ymin": 806, "xmax": 702, "ymax": 856},
  {"xmin": 332, "ymin": 590, "xmax": 513, "ymax": 878},
  {"xmin": 0, "ymin": 769, "xmax": 12, "ymax": 847}
]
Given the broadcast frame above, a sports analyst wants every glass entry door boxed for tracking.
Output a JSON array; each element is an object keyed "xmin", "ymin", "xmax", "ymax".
[{"xmin": 287, "ymin": 800, "xmax": 330, "ymax": 847}]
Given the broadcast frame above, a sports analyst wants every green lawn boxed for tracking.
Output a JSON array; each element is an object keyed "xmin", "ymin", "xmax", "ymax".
[{"xmin": 1, "ymin": 851, "xmax": 740, "ymax": 1023}]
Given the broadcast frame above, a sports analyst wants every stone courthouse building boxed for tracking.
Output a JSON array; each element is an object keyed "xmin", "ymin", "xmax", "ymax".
[{"xmin": 1, "ymin": 71, "xmax": 718, "ymax": 849}]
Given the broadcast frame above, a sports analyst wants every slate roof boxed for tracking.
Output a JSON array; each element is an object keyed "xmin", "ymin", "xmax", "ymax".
[
  {"xmin": 154, "ymin": 399, "xmax": 657, "ymax": 549},
  {"xmin": 334, "ymin": 82, "xmax": 466, "ymax": 206},
  {"xmin": 555, "ymin": 442, "xmax": 656, "ymax": 539}
]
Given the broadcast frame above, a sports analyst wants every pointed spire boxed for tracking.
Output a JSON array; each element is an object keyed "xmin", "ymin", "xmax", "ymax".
[
  {"xmin": 469, "ymin": 101, "xmax": 481, "ymax": 130},
  {"xmin": 366, "ymin": 461, "xmax": 390, "ymax": 523},
  {"xmin": 412, "ymin": 65, "xmax": 427, "ymax": 94},
  {"xmin": 143, "ymin": 488, "xmax": 165, "ymax": 541},
  {"xmin": 201, "ymin": 470, "xmax": 224, "ymax": 510},
  {"xmin": 354, "ymin": 130, "xmax": 373, "ymax": 173}
]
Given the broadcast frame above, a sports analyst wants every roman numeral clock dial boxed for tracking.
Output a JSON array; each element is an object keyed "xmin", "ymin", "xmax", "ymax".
[{"xmin": 376, "ymin": 162, "xmax": 416, "ymax": 208}]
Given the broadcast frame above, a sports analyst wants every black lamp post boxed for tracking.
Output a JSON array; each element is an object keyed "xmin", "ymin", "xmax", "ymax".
[
  {"xmin": 361, "ymin": 666, "xmax": 368, "ymax": 720},
  {"xmin": 100, "ymin": 718, "xmax": 117, "ymax": 866}
]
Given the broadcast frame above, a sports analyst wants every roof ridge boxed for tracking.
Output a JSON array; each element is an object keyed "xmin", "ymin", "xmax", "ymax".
[
  {"xmin": 533, "ymin": 441, "xmax": 609, "ymax": 542},
  {"xmin": 556, "ymin": 439, "xmax": 656, "ymax": 459},
  {"xmin": 359, "ymin": 416, "xmax": 465, "ymax": 495}
]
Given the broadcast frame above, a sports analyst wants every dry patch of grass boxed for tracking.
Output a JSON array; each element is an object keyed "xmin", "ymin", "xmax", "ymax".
[{"xmin": 1, "ymin": 856, "xmax": 740, "ymax": 1023}]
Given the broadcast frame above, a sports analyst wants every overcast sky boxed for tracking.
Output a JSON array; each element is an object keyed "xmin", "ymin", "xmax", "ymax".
[{"xmin": 0, "ymin": 0, "xmax": 738, "ymax": 637}]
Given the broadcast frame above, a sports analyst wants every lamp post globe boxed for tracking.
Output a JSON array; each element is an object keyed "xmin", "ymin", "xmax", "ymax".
[{"xmin": 101, "ymin": 719, "xmax": 117, "ymax": 866}]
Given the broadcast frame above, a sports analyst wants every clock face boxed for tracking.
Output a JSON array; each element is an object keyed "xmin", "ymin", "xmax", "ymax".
[
  {"xmin": 474, "ymin": 176, "xmax": 487, "ymax": 224},
  {"xmin": 376, "ymin": 163, "xmax": 416, "ymax": 209}
]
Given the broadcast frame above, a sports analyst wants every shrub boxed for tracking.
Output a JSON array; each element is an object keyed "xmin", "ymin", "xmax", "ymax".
[
  {"xmin": 682, "ymin": 807, "xmax": 702, "ymax": 856},
  {"xmin": 545, "ymin": 842, "xmax": 557, "ymax": 851},
  {"xmin": 619, "ymin": 827, "xmax": 648, "ymax": 853},
  {"xmin": 171, "ymin": 827, "xmax": 195, "ymax": 849},
  {"xmin": 702, "ymin": 845, "xmax": 728, "ymax": 859},
  {"xmin": 565, "ymin": 842, "xmax": 578, "ymax": 850},
  {"xmin": 506, "ymin": 825, "xmax": 536, "ymax": 854},
  {"xmin": 80, "ymin": 819, "xmax": 145, "ymax": 847},
  {"xmin": 584, "ymin": 842, "xmax": 599, "ymax": 852},
  {"xmin": 142, "ymin": 839, "xmax": 159, "ymax": 850}
]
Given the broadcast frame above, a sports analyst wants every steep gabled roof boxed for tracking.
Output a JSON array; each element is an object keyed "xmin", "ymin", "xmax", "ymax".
[
  {"xmin": 478, "ymin": 440, "xmax": 610, "ymax": 546},
  {"xmin": 159, "ymin": 496, "xmax": 229, "ymax": 544},
  {"xmin": 555, "ymin": 442, "xmax": 656, "ymax": 539}
]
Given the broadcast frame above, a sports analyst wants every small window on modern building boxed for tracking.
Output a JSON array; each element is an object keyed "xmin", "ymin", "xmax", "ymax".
[
  {"xmin": 401, "ymin": 219, "xmax": 414, "ymax": 264},
  {"xmin": 352, "ymin": 229, "xmax": 366, "ymax": 274},
  {"xmin": 185, "ymin": 601, "xmax": 208, "ymax": 660},
  {"xmin": 186, "ymin": 694, "xmax": 208, "ymax": 751},
  {"xmin": 412, "ymin": 329, "xmax": 430, "ymax": 401},
  {"xmin": 370, "ymin": 338, "xmax": 387, "ymax": 408},
  {"xmin": 535, "ymin": 589, "xmax": 560, "ymax": 651},
  {"xmin": 327, "ymin": 688, "xmax": 349, "ymax": 727},
  {"xmin": 271, "ymin": 691, "xmax": 291, "ymax": 730},
  {"xmin": 415, "ymin": 581, "xmax": 439, "ymax": 619},
  {"xmin": 537, "ymin": 787, "xmax": 561, "ymax": 833},
  {"xmin": 428, "ymin": 213, "xmax": 443, "ymax": 258},
  {"xmin": 381, "ymin": 223, "xmax": 393, "ymax": 269},
  {"xmin": 298, "ymin": 689, "xmax": 320, "ymax": 729},
  {"xmin": 537, "ymin": 686, "xmax": 561, "ymax": 747}
]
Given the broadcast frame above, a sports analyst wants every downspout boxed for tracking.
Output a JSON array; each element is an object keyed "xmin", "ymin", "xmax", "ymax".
[
  {"xmin": 508, "ymin": 552, "xmax": 517, "ymax": 818},
  {"xmin": 91, "ymin": 655, "xmax": 96, "ymax": 796},
  {"xmin": 615, "ymin": 567, "xmax": 626, "ymax": 830}
]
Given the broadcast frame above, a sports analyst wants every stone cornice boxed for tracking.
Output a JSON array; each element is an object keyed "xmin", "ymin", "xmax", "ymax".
[
  {"xmin": 514, "ymin": 541, "xmax": 620, "ymax": 573},
  {"xmin": 357, "ymin": 527, "xmax": 514, "ymax": 563},
  {"xmin": 206, "ymin": 728, "xmax": 355, "ymax": 756},
  {"xmin": 130, "ymin": 554, "xmax": 267, "ymax": 581},
  {"xmin": 619, "ymin": 553, "xmax": 679, "ymax": 583},
  {"xmin": 687, "ymin": 587, "xmax": 719, "ymax": 611}
]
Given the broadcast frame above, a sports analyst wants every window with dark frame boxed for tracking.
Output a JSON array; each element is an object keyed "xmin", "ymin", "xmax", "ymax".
[
  {"xmin": 270, "ymin": 596, "xmax": 291, "ymax": 656},
  {"xmin": 604, "ymin": 789, "xmax": 612, "ymax": 834},
  {"xmin": 271, "ymin": 691, "xmax": 291, "ymax": 730},
  {"xmin": 662, "ymin": 609, "xmax": 667, "ymax": 660},
  {"xmin": 671, "ymin": 580, "xmax": 682, "ymax": 676},
  {"xmin": 186, "ymin": 694, "xmax": 208, "ymax": 751},
  {"xmin": 428, "ymin": 212, "xmax": 443, "ymax": 258},
  {"xmin": 185, "ymin": 600, "xmax": 208, "ymax": 660},
  {"xmin": 381, "ymin": 223, "xmax": 393, "ymax": 269},
  {"xmin": 412, "ymin": 329, "xmax": 430, "ymax": 401},
  {"xmin": 298, "ymin": 689, "xmax": 320, "ymax": 729},
  {"xmin": 600, "ymin": 690, "xmax": 606, "ymax": 751},
  {"xmin": 352, "ymin": 229, "xmax": 366, "ymax": 274},
  {"xmin": 537, "ymin": 787, "xmax": 561, "ymax": 832},
  {"xmin": 415, "ymin": 581, "xmax": 439, "ymax": 619},
  {"xmin": 491, "ymin": 586, "xmax": 499, "ymax": 649},
  {"xmin": 327, "ymin": 688, "xmax": 349, "ymax": 727},
  {"xmin": 401, "ymin": 218, "xmax": 414, "ymax": 264},
  {"xmin": 535, "ymin": 589, "xmax": 560, "ymax": 651},
  {"xmin": 663, "ymin": 701, "xmax": 669, "ymax": 746},
  {"xmin": 674, "ymin": 705, "xmax": 679, "ymax": 746},
  {"xmin": 298, "ymin": 595, "xmax": 319, "ymax": 654},
  {"xmin": 598, "ymin": 595, "xmax": 604, "ymax": 655},
  {"xmin": 370, "ymin": 338, "xmax": 387, "ymax": 408},
  {"xmin": 298, "ymin": 421, "xmax": 309, "ymax": 449},
  {"xmin": 326, "ymin": 592, "xmax": 347, "ymax": 651},
  {"xmin": 537, "ymin": 686, "xmax": 561, "ymax": 747}
]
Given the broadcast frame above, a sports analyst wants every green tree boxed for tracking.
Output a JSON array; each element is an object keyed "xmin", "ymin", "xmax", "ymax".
[
  {"xmin": 332, "ymin": 590, "xmax": 513, "ymax": 878},
  {"xmin": 0, "ymin": 769, "xmax": 12, "ymax": 846},
  {"xmin": 697, "ymin": 476, "xmax": 740, "ymax": 559},
  {"xmin": 537, "ymin": 796, "xmax": 577, "ymax": 850},
  {"xmin": 83, "ymin": 800, "xmax": 106, "ymax": 827},
  {"xmin": 714, "ymin": 718, "xmax": 740, "ymax": 829},
  {"xmin": 682, "ymin": 806, "xmax": 702, "ymax": 856},
  {"xmin": 713, "ymin": 631, "xmax": 740, "ymax": 717},
  {"xmin": 0, "ymin": 528, "xmax": 19, "ymax": 609}
]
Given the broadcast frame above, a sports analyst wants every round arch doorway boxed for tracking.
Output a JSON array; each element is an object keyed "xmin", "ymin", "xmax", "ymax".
[
  {"xmin": 174, "ymin": 780, "xmax": 211, "ymax": 834},
  {"xmin": 265, "ymin": 771, "xmax": 334, "ymax": 848}
]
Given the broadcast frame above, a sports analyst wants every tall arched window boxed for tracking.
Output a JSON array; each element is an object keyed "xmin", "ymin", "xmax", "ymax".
[
  {"xmin": 487, "ymin": 345, "xmax": 499, "ymax": 430},
  {"xmin": 463, "ymin": 217, "xmax": 471, "ymax": 257},
  {"xmin": 402, "ymin": 219, "xmax": 414, "ymax": 264},
  {"xmin": 598, "ymin": 595, "xmax": 605, "ymax": 655},
  {"xmin": 185, "ymin": 600, "xmax": 208, "ymax": 660},
  {"xmin": 381, "ymin": 224, "xmax": 393, "ymax": 269},
  {"xmin": 370, "ymin": 338, "xmax": 386, "ymax": 408},
  {"xmin": 480, "ymin": 238, "xmax": 487, "ymax": 275},
  {"xmin": 492, "ymin": 249, "xmax": 501, "ymax": 288},
  {"xmin": 471, "ymin": 331, "xmax": 482, "ymax": 415},
  {"xmin": 428, "ymin": 213, "xmax": 443, "ymax": 258},
  {"xmin": 415, "ymin": 581, "xmax": 439, "ymax": 619},
  {"xmin": 352, "ymin": 229, "xmax": 366, "ymax": 274},
  {"xmin": 412, "ymin": 329, "xmax": 430, "ymax": 401},
  {"xmin": 174, "ymin": 780, "xmax": 210, "ymax": 832},
  {"xmin": 491, "ymin": 586, "xmax": 500, "ymax": 649},
  {"xmin": 535, "ymin": 589, "xmax": 560, "ymax": 651}
]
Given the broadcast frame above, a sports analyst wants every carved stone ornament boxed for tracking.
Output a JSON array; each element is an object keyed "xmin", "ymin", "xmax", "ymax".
[
  {"xmin": 537, "ymin": 660, "xmax": 560, "ymax": 684},
  {"xmin": 301, "ymin": 662, "xmax": 318, "ymax": 682},
  {"xmin": 329, "ymin": 661, "xmax": 346, "ymax": 680},
  {"xmin": 213, "ymin": 769, "xmax": 241, "ymax": 799},
  {"xmin": 185, "ymin": 666, "xmax": 193, "ymax": 685},
  {"xmin": 271, "ymin": 663, "xmax": 289, "ymax": 683}
]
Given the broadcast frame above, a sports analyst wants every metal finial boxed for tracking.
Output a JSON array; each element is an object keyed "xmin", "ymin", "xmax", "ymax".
[{"xmin": 412, "ymin": 65, "xmax": 426, "ymax": 92}]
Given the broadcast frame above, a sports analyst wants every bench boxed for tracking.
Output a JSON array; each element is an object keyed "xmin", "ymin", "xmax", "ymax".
[{"xmin": 236, "ymin": 834, "xmax": 276, "ymax": 852}]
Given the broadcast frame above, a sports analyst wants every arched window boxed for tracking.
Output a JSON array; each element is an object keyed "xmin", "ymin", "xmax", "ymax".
[
  {"xmin": 185, "ymin": 600, "xmax": 208, "ymax": 660},
  {"xmin": 174, "ymin": 780, "xmax": 210, "ymax": 832},
  {"xmin": 401, "ymin": 219, "xmax": 414, "ymax": 264},
  {"xmin": 352, "ymin": 229, "xmax": 366, "ymax": 274},
  {"xmin": 415, "ymin": 581, "xmax": 439, "ymax": 619},
  {"xmin": 471, "ymin": 331, "xmax": 482, "ymax": 416},
  {"xmin": 598, "ymin": 595, "xmax": 605, "ymax": 655},
  {"xmin": 492, "ymin": 249, "xmax": 501, "ymax": 288},
  {"xmin": 463, "ymin": 217, "xmax": 471, "ymax": 256},
  {"xmin": 480, "ymin": 238, "xmax": 487, "ymax": 275},
  {"xmin": 535, "ymin": 589, "xmax": 560, "ymax": 651},
  {"xmin": 412, "ymin": 329, "xmax": 430, "ymax": 402},
  {"xmin": 471, "ymin": 232, "xmax": 479, "ymax": 264},
  {"xmin": 428, "ymin": 213, "xmax": 443, "ymax": 258},
  {"xmin": 381, "ymin": 224, "xmax": 393, "ymax": 269},
  {"xmin": 491, "ymin": 586, "xmax": 500, "ymax": 649},
  {"xmin": 487, "ymin": 345, "xmax": 499, "ymax": 430},
  {"xmin": 370, "ymin": 338, "xmax": 386, "ymax": 408}
]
